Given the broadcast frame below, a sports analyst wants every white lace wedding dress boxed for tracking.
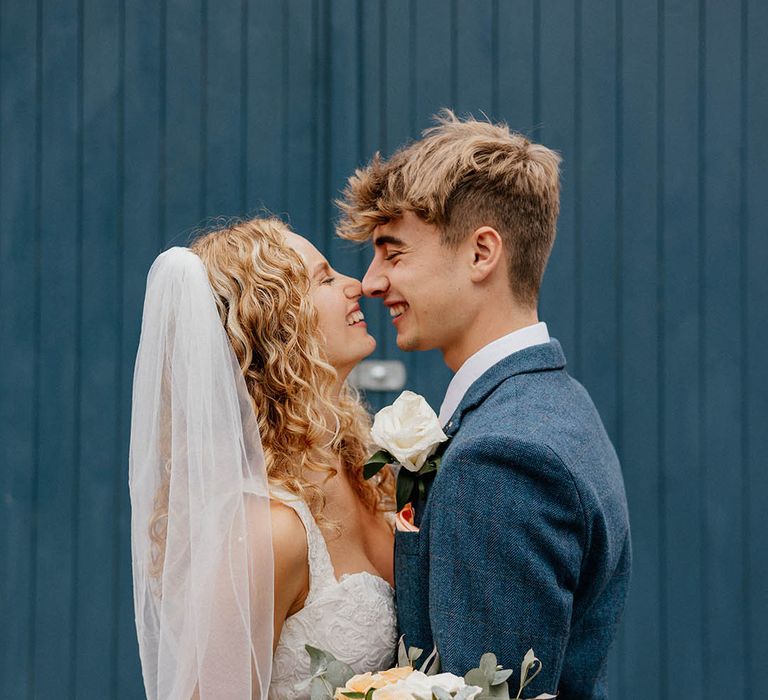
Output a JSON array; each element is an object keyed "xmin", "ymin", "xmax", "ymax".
[{"xmin": 269, "ymin": 491, "xmax": 398, "ymax": 700}]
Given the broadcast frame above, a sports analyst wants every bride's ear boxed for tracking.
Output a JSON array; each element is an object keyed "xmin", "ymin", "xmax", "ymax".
[{"xmin": 468, "ymin": 226, "xmax": 504, "ymax": 283}]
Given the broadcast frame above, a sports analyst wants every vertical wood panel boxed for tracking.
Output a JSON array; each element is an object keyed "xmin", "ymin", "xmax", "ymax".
[
  {"xmin": 455, "ymin": 0, "xmax": 493, "ymax": 116},
  {"xmin": 577, "ymin": 1, "xmax": 621, "ymax": 693},
  {"xmin": 383, "ymin": 0, "xmax": 414, "ymax": 155},
  {"xmin": 35, "ymin": 0, "xmax": 79, "ymax": 694},
  {"xmin": 620, "ymin": 0, "xmax": 662, "ymax": 694},
  {"xmin": 578, "ymin": 0, "xmax": 618, "ymax": 438},
  {"xmin": 0, "ymin": 1, "xmax": 39, "ymax": 697},
  {"xmin": 75, "ymin": 0, "xmax": 121, "ymax": 696},
  {"xmin": 246, "ymin": 0, "xmax": 286, "ymax": 214},
  {"xmin": 746, "ymin": 0, "xmax": 768, "ymax": 686},
  {"xmin": 204, "ymin": 0, "xmax": 245, "ymax": 217},
  {"xmin": 164, "ymin": 0, "xmax": 203, "ymax": 242},
  {"xmin": 118, "ymin": 0, "xmax": 164, "ymax": 694},
  {"xmin": 537, "ymin": 1, "xmax": 577, "ymax": 362},
  {"xmin": 661, "ymin": 0, "xmax": 704, "ymax": 694},
  {"xmin": 621, "ymin": 0, "xmax": 663, "ymax": 693},
  {"xmin": 283, "ymin": 0, "xmax": 316, "ymax": 238},
  {"xmin": 414, "ymin": 0, "xmax": 451, "ymax": 131},
  {"xmin": 326, "ymin": 0, "xmax": 360, "ymax": 264},
  {"xmin": 702, "ymin": 1, "xmax": 746, "ymax": 694},
  {"xmin": 496, "ymin": 0, "xmax": 535, "ymax": 134}
]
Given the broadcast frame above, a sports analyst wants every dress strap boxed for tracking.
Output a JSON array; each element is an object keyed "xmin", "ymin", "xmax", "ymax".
[{"xmin": 269, "ymin": 487, "xmax": 337, "ymax": 598}]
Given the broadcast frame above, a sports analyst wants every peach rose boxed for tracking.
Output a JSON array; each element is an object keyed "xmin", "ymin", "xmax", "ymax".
[
  {"xmin": 374, "ymin": 666, "xmax": 414, "ymax": 685},
  {"xmin": 334, "ymin": 672, "xmax": 376, "ymax": 698}
]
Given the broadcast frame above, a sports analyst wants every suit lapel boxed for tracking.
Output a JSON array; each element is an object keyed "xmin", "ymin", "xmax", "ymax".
[{"xmin": 442, "ymin": 339, "xmax": 567, "ymax": 438}]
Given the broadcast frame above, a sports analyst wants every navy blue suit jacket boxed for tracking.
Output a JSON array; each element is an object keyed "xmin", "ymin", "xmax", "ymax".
[{"xmin": 394, "ymin": 340, "xmax": 631, "ymax": 699}]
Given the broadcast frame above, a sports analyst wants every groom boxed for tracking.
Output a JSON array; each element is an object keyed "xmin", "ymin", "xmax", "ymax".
[{"xmin": 338, "ymin": 111, "xmax": 631, "ymax": 698}]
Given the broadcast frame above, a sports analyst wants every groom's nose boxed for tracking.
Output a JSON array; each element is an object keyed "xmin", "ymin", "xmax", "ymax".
[{"xmin": 361, "ymin": 259, "xmax": 388, "ymax": 297}]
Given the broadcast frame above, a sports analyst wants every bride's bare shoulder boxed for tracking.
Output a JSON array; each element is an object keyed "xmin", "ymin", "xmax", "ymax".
[
  {"xmin": 268, "ymin": 499, "xmax": 310, "ymax": 622},
  {"xmin": 268, "ymin": 499, "xmax": 308, "ymax": 555}
]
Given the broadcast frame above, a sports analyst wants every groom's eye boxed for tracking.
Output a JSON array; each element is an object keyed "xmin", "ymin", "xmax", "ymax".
[{"xmin": 384, "ymin": 251, "xmax": 402, "ymax": 261}]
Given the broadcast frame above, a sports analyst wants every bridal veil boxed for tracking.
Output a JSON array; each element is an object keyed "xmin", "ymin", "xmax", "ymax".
[{"xmin": 129, "ymin": 247, "xmax": 274, "ymax": 699}]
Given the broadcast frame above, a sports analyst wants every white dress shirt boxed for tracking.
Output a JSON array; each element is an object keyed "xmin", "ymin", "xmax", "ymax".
[{"xmin": 438, "ymin": 322, "xmax": 550, "ymax": 427}]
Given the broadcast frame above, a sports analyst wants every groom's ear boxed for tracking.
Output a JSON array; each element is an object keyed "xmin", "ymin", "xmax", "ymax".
[{"xmin": 467, "ymin": 226, "xmax": 504, "ymax": 283}]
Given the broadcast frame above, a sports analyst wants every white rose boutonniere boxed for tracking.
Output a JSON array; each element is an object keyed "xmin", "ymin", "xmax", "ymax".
[
  {"xmin": 370, "ymin": 391, "xmax": 448, "ymax": 472},
  {"xmin": 364, "ymin": 391, "xmax": 449, "ymax": 510}
]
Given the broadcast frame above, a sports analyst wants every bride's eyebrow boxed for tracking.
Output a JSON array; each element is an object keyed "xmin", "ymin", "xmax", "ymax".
[{"xmin": 311, "ymin": 261, "xmax": 331, "ymax": 278}]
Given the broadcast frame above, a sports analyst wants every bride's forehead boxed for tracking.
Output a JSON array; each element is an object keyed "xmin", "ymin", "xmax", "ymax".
[{"xmin": 283, "ymin": 231, "xmax": 325, "ymax": 267}]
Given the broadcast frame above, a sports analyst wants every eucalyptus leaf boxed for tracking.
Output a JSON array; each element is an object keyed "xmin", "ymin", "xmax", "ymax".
[
  {"xmin": 464, "ymin": 668, "xmax": 490, "ymax": 692},
  {"xmin": 397, "ymin": 636, "xmax": 410, "ymax": 668},
  {"xmin": 488, "ymin": 681, "xmax": 510, "ymax": 699},
  {"xmin": 407, "ymin": 644, "xmax": 424, "ymax": 666},
  {"xmin": 479, "ymin": 653, "xmax": 498, "ymax": 682},
  {"xmin": 309, "ymin": 676, "xmax": 333, "ymax": 700},
  {"xmin": 492, "ymin": 669, "xmax": 513, "ymax": 685},
  {"xmin": 325, "ymin": 659, "xmax": 356, "ymax": 690},
  {"xmin": 339, "ymin": 693, "xmax": 366, "ymax": 699},
  {"xmin": 516, "ymin": 649, "xmax": 542, "ymax": 699},
  {"xmin": 456, "ymin": 687, "xmax": 484, "ymax": 700},
  {"xmin": 396, "ymin": 471, "xmax": 416, "ymax": 510},
  {"xmin": 419, "ymin": 646, "xmax": 440, "ymax": 675},
  {"xmin": 305, "ymin": 645, "xmax": 332, "ymax": 675}
]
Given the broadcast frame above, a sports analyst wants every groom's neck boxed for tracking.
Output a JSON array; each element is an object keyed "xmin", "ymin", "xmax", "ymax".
[{"xmin": 442, "ymin": 305, "xmax": 539, "ymax": 373}]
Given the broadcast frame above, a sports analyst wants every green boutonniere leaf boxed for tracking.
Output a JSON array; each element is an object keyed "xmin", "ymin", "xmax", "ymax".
[
  {"xmin": 396, "ymin": 470, "xmax": 417, "ymax": 511},
  {"xmin": 363, "ymin": 449, "xmax": 392, "ymax": 480}
]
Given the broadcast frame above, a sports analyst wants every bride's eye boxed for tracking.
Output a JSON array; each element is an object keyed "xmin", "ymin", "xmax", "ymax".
[{"xmin": 321, "ymin": 276, "xmax": 336, "ymax": 285}]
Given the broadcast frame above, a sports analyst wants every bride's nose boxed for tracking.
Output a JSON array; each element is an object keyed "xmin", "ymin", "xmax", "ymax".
[{"xmin": 343, "ymin": 276, "xmax": 364, "ymax": 299}]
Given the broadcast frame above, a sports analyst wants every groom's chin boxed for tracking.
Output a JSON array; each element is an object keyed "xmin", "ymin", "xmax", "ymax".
[{"xmin": 395, "ymin": 332, "xmax": 426, "ymax": 353}]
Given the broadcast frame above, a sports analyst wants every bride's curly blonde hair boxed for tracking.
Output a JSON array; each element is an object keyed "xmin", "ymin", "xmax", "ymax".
[{"xmin": 148, "ymin": 217, "xmax": 393, "ymax": 578}]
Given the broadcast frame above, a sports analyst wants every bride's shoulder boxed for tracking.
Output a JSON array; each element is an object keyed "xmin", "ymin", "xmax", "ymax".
[
  {"xmin": 269, "ymin": 499, "xmax": 308, "ymax": 553},
  {"xmin": 268, "ymin": 499, "xmax": 310, "ymax": 620}
]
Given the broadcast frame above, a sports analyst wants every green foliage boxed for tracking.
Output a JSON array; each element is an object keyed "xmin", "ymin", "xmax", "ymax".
[
  {"xmin": 363, "ymin": 450, "xmax": 392, "ymax": 479},
  {"xmin": 463, "ymin": 649, "xmax": 557, "ymax": 700},
  {"xmin": 304, "ymin": 645, "xmax": 356, "ymax": 700},
  {"xmin": 308, "ymin": 644, "xmax": 556, "ymax": 700},
  {"xmin": 396, "ymin": 470, "xmax": 416, "ymax": 510}
]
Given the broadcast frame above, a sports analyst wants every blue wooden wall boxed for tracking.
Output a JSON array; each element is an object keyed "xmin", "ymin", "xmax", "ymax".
[{"xmin": 1, "ymin": 1, "xmax": 766, "ymax": 697}]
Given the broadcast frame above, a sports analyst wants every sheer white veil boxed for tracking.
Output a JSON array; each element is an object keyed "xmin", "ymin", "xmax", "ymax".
[{"xmin": 130, "ymin": 247, "xmax": 273, "ymax": 699}]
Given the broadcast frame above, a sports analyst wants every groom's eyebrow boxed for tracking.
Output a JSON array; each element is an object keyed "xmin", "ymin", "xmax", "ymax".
[{"xmin": 373, "ymin": 235, "xmax": 405, "ymax": 248}]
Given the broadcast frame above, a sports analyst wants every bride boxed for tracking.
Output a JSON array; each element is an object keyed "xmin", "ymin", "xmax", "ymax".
[{"xmin": 129, "ymin": 217, "xmax": 398, "ymax": 699}]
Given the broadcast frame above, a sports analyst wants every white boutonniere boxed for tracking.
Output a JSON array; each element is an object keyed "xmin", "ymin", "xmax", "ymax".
[{"xmin": 364, "ymin": 391, "xmax": 450, "ymax": 510}]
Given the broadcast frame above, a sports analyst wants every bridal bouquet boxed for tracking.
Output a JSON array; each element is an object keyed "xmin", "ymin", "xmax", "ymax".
[{"xmin": 304, "ymin": 641, "xmax": 557, "ymax": 700}]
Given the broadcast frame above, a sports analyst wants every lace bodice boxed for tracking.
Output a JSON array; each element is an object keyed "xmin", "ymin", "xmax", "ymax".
[{"xmin": 269, "ymin": 491, "xmax": 398, "ymax": 700}]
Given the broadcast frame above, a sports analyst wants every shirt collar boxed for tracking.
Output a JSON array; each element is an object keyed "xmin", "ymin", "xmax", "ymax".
[{"xmin": 438, "ymin": 322, "xmax": 550, "ymax": 426}]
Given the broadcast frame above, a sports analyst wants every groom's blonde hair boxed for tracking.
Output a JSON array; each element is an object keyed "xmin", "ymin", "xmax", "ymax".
[{"xmin": 337, "ymin": 110, "xmax": 561, "ymax": 307}]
